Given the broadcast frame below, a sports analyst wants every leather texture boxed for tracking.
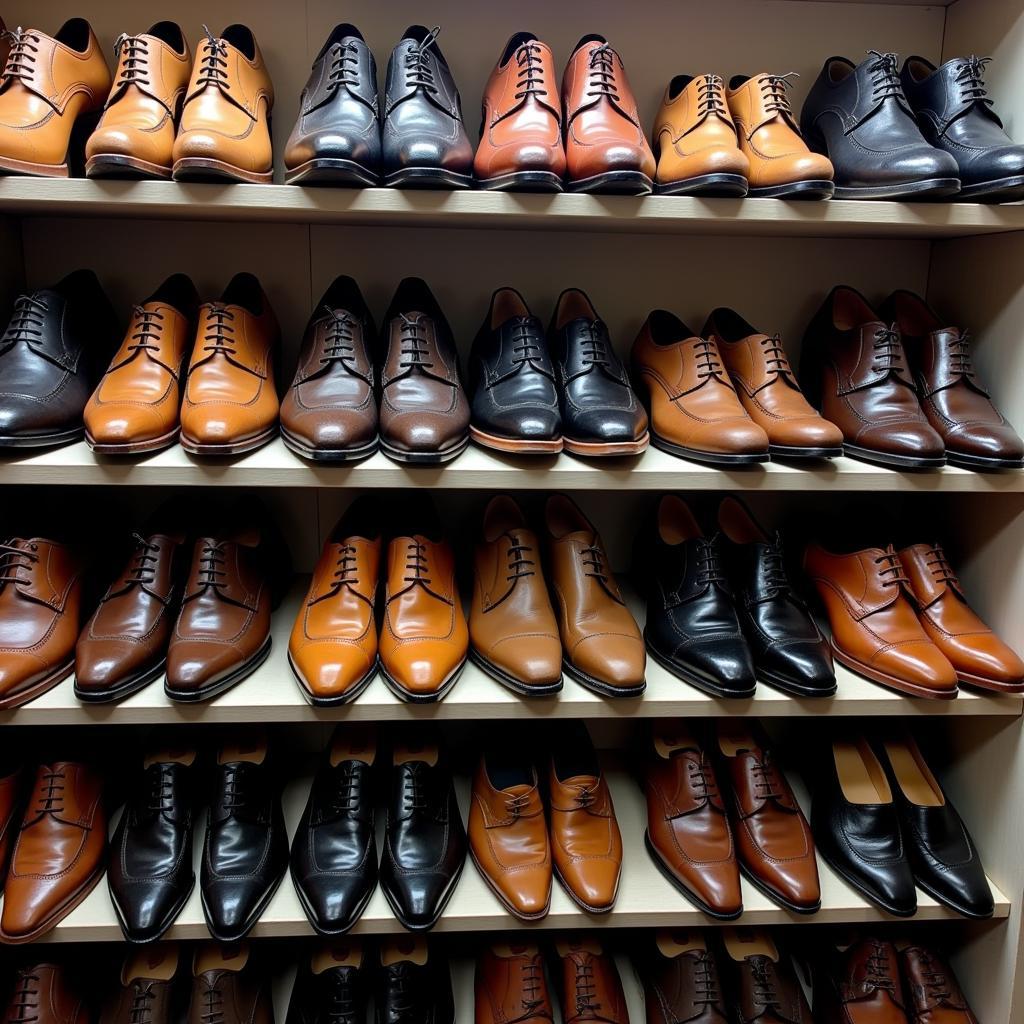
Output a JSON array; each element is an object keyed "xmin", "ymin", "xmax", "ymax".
[
  {"xmin": 900, "ymin": 946, "xmax": 978, "ymax": 1024},
  {"xmin": 187, "ymin": 948, "xmax": 273, "ymax": 1024},
  {"xmin": 814, "ymin": 938, "xmax": 909, "ymax": 1024},
  {"xmin": 4, "ymin": 963, "xmax": 89, "ymax": 1024},
  {"xmin": 554, "ymin": 941, "xmax": 629, "ymax": 1024},
  {"xmin": 724, "ymin": 938, "xmax": 812, "ymax": 1024},
  {"xmin": 286, "ymin": 948, "xmax": 368, "ymax": 1024},
  {"xmin": 475, "ymin": 945, "xmax": 553, "ymax": 1024},
  {"xmin": 638, "ymin": 936, "xmax": 729, "ymax": 1024},
  {"xmin": 376, "ymin": 942, "xmax": 454, "ymax": 1024}
]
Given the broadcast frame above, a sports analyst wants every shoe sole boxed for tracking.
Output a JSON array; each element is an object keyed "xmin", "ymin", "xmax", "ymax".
[
  {"xmin": 955, "ymin": 669, "xmax": 1024, "ymax": 695},
  {"xmin": 384, "ymin": 167, "xmax": 473, "ymax": 190},
  {"xmin": 566, "ymin": 171, "xmax": 653, "ymax": 196},
  {"xmin": 86, "ymin": 154, "xmax": 172, "ymax": 180},
  {"xmin": 475, "ymin": 170, "xmax": 563, "ymax": 193},
  {"xmin": 468, "ymin": 846, "xmax": 552, "ymax": 921},
  {"xmin": 285, "ymin": 158, "xmax": 379, "ymax": 187},
  {"xmin": 552, "ymin": 861, "xmax": 618, "ymax": 914},
  {"xmin": 379, "ymin": 856, "xmax": 465, "ymax": 931},
  {"xmin": 172, "ymin": 158, "xmax": 272, "ymax": 184},
  {"xmin": 201, "ymin": 869, "xmax": 286, "ymax": 942},
  {"xmin": 164, "ymin": 635, "xmax": 272, "ymax": 703},
  {"xmin": 74, "ymin": 658, "xmax": 167, "ymax": 704},
  {"xmin": 563, "ymin": 432, "xmax": 649, "ymax": 458},
  {"xmin": 748, "ymin": 180, "xmax": 834, "ymax": 200},
  {"xmin": 829, "ymin": 640, "xmax": 958, "ymax": 700},
  {"xmin": 737, "ymin": 860, "xmax": 821, "ymax": 915},
  {"xmin": 379, "ymin": 434, "xmax": 469, "ymax": 464},
  {"xmin": 943, "ymin": 449, "xmax": 1024, "ymax": 471},
  {"xmin": 378, "ymin": 658, "xmax": 467, "ymax": 704},
  {"xmin": 956, "ymin": 175, "xmax": 1024, "ymax": 202},
  {"xmin": 656, "ymin": 173, "xmax": 748, "ymax": 197},
  {"xmin": 832, "ymin": 178, "xmax": 960, "ymax": 200},
  {"xmin": 0, "ymin": 860, "xmax": 105, "ymax": 942},
  {"xmin": 644, "ymin": 636, "xmax": 757, "ymax": 700},
  {"xmin": 470, "ymin": 425, "xmax": 563, "ymax": 455},
  {"xmin": 0, "ymin": 658, "xmax": 75, "ymax": 710},
  {"xmin": 768, "ymin": 443, "xmax": 843, "ymax": 461},
  {"xmin": 280, "ymin": 427, "xmax": 379, "ymax": 464},
  {"xmin": 287, "ymin": 650, "xmax": 379, "ymax": 707},
  {"xmin": 109, "ymin": 874, "xmax": 195, "ymax": 944},
  {"xmin": 650, "ymin": 430, "xmax": 769, "ymax": 466},
  {"xmin": 180, "ymin": 426, "xmax": 278, "ymax": 456},
  {"xmin": 468, "ymin": 646, "xmax": 563, "ymax": 697},
  {"xmin": 842, "ymin": 442, "xmax": 945, "ymax": 470},
  {"xmin": 643, "ymin": 832, "xmax": 743, "ymax": 920},
  {"xmin": 86, "ymin": 426, "xmax": 180, "ymax": 456},
  {"xmin": 0, "ymin": 427, "xmax": 84, "ymax": 449},
  {"xmin": 561, "ymin": 657, "xmax": 645, "ymax": 699}
]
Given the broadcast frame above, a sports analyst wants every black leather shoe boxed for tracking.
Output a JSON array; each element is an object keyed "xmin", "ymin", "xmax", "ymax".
[
  {"xmin": 382, "ymin": 26, "xmax": 473, "ymax": 189},
  {"xmin": 284, "ymin": 26, "xmax": 381, "ymax": 187},
  {"xmin": 290, "ymin": 727, "xmax": 378, "ymax": 935},
  {"xmin": 879, "ymin": 736, "xmax": 993, "ymax": 918},
  {"xmin": 107, "ymin": 751, "xmax": 196, "ymax": 943},
  {"xmin": 286, "ymin": 942, "xmax": 368, "ymax": 1024},
  {"xmin": 810, "ymin": 737, "xmax": 917, "ymax": 916},
  {"xmin": 718, "ymin": 497, "xmax": 837, "ymax": 698},
  {"xmin": 468, "ymin": 288, "xmax": 562, "ymax": 455},
  {"xmin": 801, "ymin": 51, "xmax": 960, "ymax": 199},
  {"xmin": 902, "ymin": 55, "xmax": 1024, "ymax": 202},
  {"xmin": 200, "ymin": 740, "xmax": 289, "ymax": 942},
  {"xmin": 379, "ymin": 731, "xmax": 466, "ymax": 931},
  {"xmin": 548, "ymin": 289, "xmax": 649, "ymax": 457},
  {"xmin": 376, "ymin": 938, "xmax": 454, "ymax": 1024},
  {"xmin": 0, "ymin": 270, "xmax": 119, "ymax": 448},
  {"xmin": 636, "ymin": 496, "xmax": 756, "ymax": 699}
]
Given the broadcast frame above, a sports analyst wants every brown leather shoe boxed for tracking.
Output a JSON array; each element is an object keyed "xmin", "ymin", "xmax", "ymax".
[
  {"xmin": 474, "ymin": 34, "xmax": 565, "ymax": 192},
  {"xmin": 84, "ymin": 275, "xmax": 200, "ymax": 454},
  {"xmin": 544, "ymin": 495, "xmax": 645, "ymax": 697},
  {"xmin": 639, "ymin": 931, "xmax": 729, "ymax": 1024},
  {"xmin": 0, "ymin": 766, "xmax": 25, "ymax": 878},
  {"xmin": 899, "ymin": 543, "xmax": 1024, "ymax": 693},
  {"xmin": 899, "ymin": 945, "xmax": 978, "ymax": 1024},
  {"xmin": 716, "ymin": 721, "xmax": 820, "ymax": 914},
  {"xmin": 805, "ymin": 544, "xmax": 959, "ymax": 699},
  {"xmin": 180, "ymin": 274, "xmax": 281, "ymax": 456},
  {"xmin": 554, "ymin": 939, "xmax": 629, "ymax": 1024},
  {"xmin": 643, "ymin": 721, "xmax": 741, "ymax": 920},
  {"xmin": 468, "ymin": 751, "xmax": 551, "ymax": 920},
  {"xmin": 100, "ymin": 946, "xmax": 179, "ymax": 1024},
  {"xmin": 187, "ymin": 944, "xmax": 272, "ymax": 1024},
  {"xmin": 0, "ymin": 538, "xmax": 83, "ymax": 710},
  {"xmin": 632, "ymin": 311, "xmax": 770, "ymax": 465},
  {"xmin": 0, "ymin": 761, "xmax": 106, "ymax": 943},
  {"xmin": 280, "ymin": 276, "xmax": 379, "ymax": 463},
  {"xmin": 722, "ymin": 931, "xmax": 813, "ymax": 1024},
  {"xmin": 4, "ymin": 963, "xmax": 89, "ymax": 1024},
  {"xmin": 815, "ymin": 938, "xmax": 909, "ymax": 1024},
  {"xmin": 561, "ymin": 35, "xmax": 655, "ymax": 195},
  {"xmin": 476, "ymin": 944, "xmax": 554, "ymax": 1024},
  {"xmin": 469, "ymin": 496, "xmax": 562, "ymax": 697},
  {"xmin": 704, "ymin": 308, "xmax": 843, "ymax": 459}
]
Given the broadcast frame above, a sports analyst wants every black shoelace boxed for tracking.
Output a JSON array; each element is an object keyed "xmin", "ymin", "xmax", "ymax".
[
  {"xmin": 696, "ymin": 539, "xmax": 728, "ymax": 587},
  {"xmin": 693, "ymin": 953, "xmax": 721, "ymax": 1009},
  {"xmin": 515, "ymin": 42, "xmax": 547, "ymax": 101},
  {"xmin": 2, "ymin": 28, "xmax": 39, "ymax": 84},
  {"xmin": 196, "ymin": 27, "xmax": 230, "ymax": 92},
  {"xmin": 126, "ymin": 533, "xmax": 160, "ymax": 586},
  {"xmin": 574, "ymin": 959, "xmax": 600, "ymax": 1018},
  {"xmin": 749, "ymin": 959, "xmax": 782, "ymax": 1013},
  {"xmin": 581, "ymin": 544, "xmax": 608, "ymax": 584},
  {"xmin": 200, "ymin": 983, "xmax": 224, "ymax": 1024},
  {"xmin": 0, "ymin": 540, "xmax": 38, "ymax": 587},
  {"xmin": 326, "ymin": 763, "xmax": 362, "ymax": 820},
  {"xmin": 128, "ymin": 982, "xmax": 156, "ymax": 1024},
  {"xmin": 504, "ymin": 790, "xmax": 534, "ymax": 820},
  {"xmin": 693, "ymin": 338, "xmax": 724, "ymax": 381},
  {"xmin": 871, "ymin": 325, "xmax": 903, "ymax": 374},
  {"xmin": 202, "ymin": 306, "xmax": 238, "ymax": 360},
  {"xmin": 865, "ymin": 943, "xmax": 897, "ymax": 995},
  {"xmin": 196, "ymin": 541, "xmax": 228, "ymax": 594},
  {"xmin": 572, "ymin": 784, "xmax": 597, "ymax": 811},
  {"xmin": 127, "ymin": 306, "xmax": 166, "ymax": 359},
  {"xmin": 587, "ymin": 44, "xmax": 619, "ymax": 102},
  {"xmin": 3, "ymin": 295, "xmax": 49, "ymax": 347},
  {"xmin": 759, "ymin": 334, "xmax": 791, "ymax": 379},
  {"xmin": 925, "ymin": 544, "xmax": 960, "ymax": 588},
  {"xmin": 404, "ymin": 26, "xmax": 441, "ymax": 95},
  {"xmin": 696, "ymin": 74, "xmax": 727, "ymax": 118},
  {"xmin": 385, "ymin": 964, "xmax": 418, "ymax": 1024},
  {"xmin": 513, "ymin": 958, "xmax": 551, "ymax": 1023},
  {"xmin": 506, "ymin": 534, "xmax": 536, "ymax": 584},
  {"xmin": 113, "ymin": 34, "xmax": 151, "ymax": 88},
  {"xmin": 398, "ymin": 314, "xmax": 434, "ymax": 371},
  {"xmin": 328, "ymin": 42, "xmax": 359, "ymax": 91},
  {"xmin": 220, "ymin": 763, "xmax": 256, "ymax": 817},
  {"xmin": 321, "ymin": 309, "xmax": 357, "ymax": 367},
  {"xmin": 34, "ymin": 768, "xmax": 66, "ymax": 817},
  {"xmin": 326, "ymin": 971, "xmax": 356, "ymax": 1024},
  {"xmin": 580, "ymin": 323, "xmax": 610, "ymax": 372},
  {"xmin": 946, "ymin": 329, "xmax": 978, "ymax": 379},
  {"xmin": 400, "ymin": 764, "xmax": 429, "ymax": 815},
  {"xmin": 867, "ymin": 50, "xmax": 903, "ymax": 103},
  {"xmin": 403, "ymin": 540, "xmax": 431, "ymax": 587},
  {"xmin": 761, "ymin": 542, "xmax": 791, "ymax": 597},
  {"xmin": 511, "ymin": 320, "xmax": 541, "ymax": 368},
  {"xmin": 759, "ymin": 72, "xmax": 799, "ymax": 116},
  {"xmin": 144, "ymin": 762, "xmax": 177, "ymax": 819},
  {"xmin": 875, "ymin": 549, "xmax": 911, "ymax": 589},
  {"xmin": 8, "ymin": 970, "xmax": 39, "ymax": 1024},
  {"xmin": 954, "ymin": 55, "xmax": 993, "ymax": 108},
  {"xmin": 314, "ymin": 543, "xmax": 359, "ymax": 603}
]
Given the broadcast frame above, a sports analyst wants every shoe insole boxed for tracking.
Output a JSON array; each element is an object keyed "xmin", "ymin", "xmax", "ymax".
[
  {"xmin": 658, "ymin": 496, "xmax": 701, "ymax": 545},
  {"xmin": 144, "ymin": 748, "xmax": 196, "ymax": 769},
  {"xmin": 717, "ymin": 720, "xmax": 758, "ymax": 757},
  {"xmin": 491, "ymin": 291, "xmax": 529, "ymax": 329},
  {"xmin": 722, "ymin": 930, "xmax": 778, "ymax": 962},
  {"xmin": 195, "ymin": 943, "xmax": 249, "ymax": 975},
  {"xmin": 555, "ymin": 938, "xmax": 603, "ymax": 957},
  {"xmin": 124, "ymin": 945, "xmax": 179, "ymax": 983},
  {"xmin": 381, "ymin": 936, "xmax": 427, "ymax": 967},
  {"xmin": 883, "ymin": 739, "xmax": 943, "ymax": 808},
  {"xmin": 219, "ymin": 732, "xmax": 267, "ymax": 765},
  {"xmin": 483, "ymin": 496, "xmax": 526, "ymax": 541},
  {"xmin": 656, "ymin": 931, "xmax": 707, "ymax": 957},
  {"xmin": 394, "ymin": 737, "xmax": 438, "ymax": 767},
  {"xmin": 653, "ymin": 720, "xmax": 699, "ymax": 759},
  {"xmin": 330, "ymin": 725, "xmax": 376, "ymax": 768},
  {"xmin": 718, "ymin": 498, "xmax": 768, "ymax": 546},
  {"xmin": 834, "ymin": 740, "xmax": 892, "ymax": 805},
  {"xmin": 494, "ymin": 943, "xmax": 540, "ymax": 958},
  {"xmin": 312, "ymin": 941, "xmax": 363, "ymax": 974}
]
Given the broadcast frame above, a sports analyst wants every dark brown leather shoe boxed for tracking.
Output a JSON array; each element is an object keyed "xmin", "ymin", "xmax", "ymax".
[
  {"xmin": 4, "ymin": 963, "xmax": 89, "ymax": 1024},
  {"xmin": 899, "ymin": 944, "xmax": 978, "ymax": 1024},
  {"xmin": 814, "ymin": 938, "xmax": 908, "ymax": 1024},
  {"xmin": 475, "ymin": 944, "xmax": 554, "ymax": 1024},
  {"xmin": 554, "ymin": 939, "xmax": 629, "ymax": 1024},
  {"xmin": 187, "ymin": 944, "xmax": 273, "ymax": 1024},
  {"xmin": 100, "ymin": 946, "xmax": 180, "ymax": 1024},
  {"xmin": 723, "ymin": 931, "xmax": 813, "ymax": 1024},
  {"xmin": 638, "ymin": 931, "xmax": 729, "ymax": 1024}
]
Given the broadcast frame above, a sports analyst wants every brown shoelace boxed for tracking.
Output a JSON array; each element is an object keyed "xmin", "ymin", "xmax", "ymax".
[
  {"xmin": 759, "ymin": 72, "xmax": 799, "ymax": 116},
  {"xmin": 515, "ymin": 41, "xmax": 547, "ymax": 102},
  {"xmin": 696, "ymin": 74, "xmax": 727, "ymax": 119},
  {"xmin": 0, "ymin": 540, "xmax": 38, "ymax": 587}
]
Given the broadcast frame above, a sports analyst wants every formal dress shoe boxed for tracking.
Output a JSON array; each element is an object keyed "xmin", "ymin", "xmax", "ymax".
[
  {"xmin": 642, "ymin": 721, "xmax": 742, "ymax": 919},
  {"xmin": 376, "ymin": 937, "xmax": 454, "ymax": 1024},
  {"xmin": 561, "ymin": 35, "xmax": 655, "ymax": 195},
  {"xmin": 726, "ymin": 74, "xmax": 834, "ymax": 198},
  {"xmin": 468, "ymin": 289, "xmax": 562, "ymax": 454},
  {"xmin": 379, "ymin": 732, "xmax": 466, "ymax": 930},
  {"xmin": 718, "ymin": 497, "xmax": 837, "ymax": 697},
  {"xmin": 172, "ymin": 26, "xmax": 273, "ymax": 184},
  {"xmin": 382, "ymin": 26, "xmax": 473, "ymax": 189},
  {"xmin": 0, "ymin": 21, "xmax": 110, "ymax": 177},
  {"xmin": 180, "ymin": 274, "xmax": 281, "ymax": 455},
  {"xmin": 800, "ymin": 51, "xmax": 960, "ymax": 199},
  {"xmin": 814, "ymin": 938, "xmax": 908, "ymax": 1024},
  {"xmin": 4, "ymin": 963, "xmax": 89, "ymax": 1024},
  {"xmin": 811, "ymin": 737, "xmax": 917, "ymax": 916},
  {"xmin": 703, "ymin": 309, "xmax": 843, "ymax": 460},
  {"xmin": 84, "ymin": 275, "xmax": 200, "ymax": 454},
  {"xmin": 100, "ymin": 946, "xmax": 180, "ymax": 1024},
  {"xmin": 722, "ymin": 931, "xmax": 813, "ymax": 1024},
  {"xmin": 378, "ymin": 278, "xmax": 470, "ymax": 463},
  {"xmin": 476, "ymin": 944, "xmax": 553, "ymax": 1024},
  {"xmin": 474, "ymin": 34, "xmax": 565, "ymax": 192},
  {"xmin": 0, "ymin": 761, "xmax": 106, "ymax": 942},
  {"xmin": 0, "ymin": 270, "xmax": 119, "ymax": 449},
  {"xmin": 716, "ymin": 721, "xmax": 821, "ymax": 914},
  {"xmin": 85, "ymin": 25, "xmax": 191, "ymax": 179},
  {"xmin": 899, "ymin": 945, "xmax": 978, "ymax": 1024},
  {"xmin": 106, "ymin": 749, "xmax": 196, "ymax": 943},
  {"xmin": 638, "ymin": 932, "xmax": 728, "ymax": 1024},
  {"xmin": 469, "ymin": 750, "xmax": 551, "ymax": 921},
  {"xmin": 200, "ymin": 738, "xmax": 288, "ymax": 942},
  {"xmin": 880, "ymin": 290, "xmax": 1024, "ymax": 469},
  {"xmin": 632, "ymin": 312, "xmax": 769, "ymax": 465},
  {"xmin": 898, "ymin": 542, "xmax": 1024, "ymax": 692},
  {"xmin": 188, "ymin": 945, "xmax": 273, "ymax": 1024},
  {"xmin": 287, "ymin": 941, "xmax": 368, "ymax": 1024},
  {"xmin": 0, "ymin": 765, "xmax": 25, "ymax": 877},
  {"xmin": 544, "ymin": 495, "xmax": 645, "ymax": 696},
  {"xmin": 290, "ymin": 726, "xmax": 378, "ymax": 935},
  {"xmin": 554, "ymin": 939, "xmax": 629, "ymax": 1024},
  {"xmin": 285, "ymin": 26, "xmax": 380, "ymax": 187},
  {"xmin": 469, "ymin": 495, "xmax": 562, "ymax": 696},
  {"xmin": 804, "ymin": 543, "xmax": 959, "ymax": 699},
  {"xmin": 0, "ymin": 538, "xmax": 83, "ymax": 709},
  {"xmin": 281, "ymin": 277, "xmax": 379, "ymax": 463}
]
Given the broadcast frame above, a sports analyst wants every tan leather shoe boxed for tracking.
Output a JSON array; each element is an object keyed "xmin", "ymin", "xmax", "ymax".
[
  {"xmin": 180, "ymin": 273, "xmax": 280, "ymax": 455},
  {"xmin": 652, "ymin": 74, "xmax": 749, "ymax": 196},
  {"xmin": 0, "ymin": 20, "xmax": 111, "ymax": 177},
  {"xmin": 544, "ymin": 495, "xmax": 645, "ymax": 697},
  {"xmin": 632, "ymin": 310, "xmax": 770, "ymax": 465},
  {"xmin": 726, "ymin": 74, "xmax": 834, "ymax": 198},
  {"xmin": 703, "ymin": 307, "xmax": 843, "ymax": 459},
  {"xmin": 84, "ymin": 275, "xmax": 199, "ymax": 454},
  {"xmin": 172, "ymin": 25, "xmax": 273, "ymax": 183},
  {"xmin": 85, "ymin": 24, "xmax": 191, "ymax": 179},
  {"xmin": 475, "ymin": 945, "xmax": 554, "ymax": 1024},
  {"xmin": 469, "ymin": 495, "xmax": 562, "ymax": 697}
]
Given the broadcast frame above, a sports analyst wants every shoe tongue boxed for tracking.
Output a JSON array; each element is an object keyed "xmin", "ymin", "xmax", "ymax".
[
  {"xmin": 505, "ymin": 783, "xmax": 535, "ymax": 798},
  {"xmin": 564, "ymin": 529, "xmax": 598, "ymax": 547},
  {"xmin": 561, "ymin": 774, "xmax": 598, "ymax": 788}
]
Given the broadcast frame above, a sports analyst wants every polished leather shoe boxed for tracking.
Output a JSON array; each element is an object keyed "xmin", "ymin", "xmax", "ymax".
[
  {"xmin": 814, "ymin": 938, "xmax": 908, "ymax": 1024},
  {"xmin": 287, "ymin": 942, "xmax": 368, "ymax": 1024},
  {"xmin": 718, "ymin": 497, "xmax": 836, "ymax": 697},
  {"xmin": 811, "ymin": 737, "xmax": 917, "ymax": 916},
  {"xmin": 468, "ymin": 288, "xmax": 562, "ymax": 454},
  {"xmin": 382, "ymin": 26, "xmax": 473, "ymax": 189},
  {"xmin": 377, "ymin": 937, "xmax": 454, "ymax": 1024},
  {"xmin": 0, "ymin": 765, "xmax": 25, "ymax": 876},
  {"xmin": 201, "ymin": 737, "xmax": 289, "ymax": 941},
  {"xmin": 722, "ymin": 931, "xmax": 813, "ymax": 1024},
  {"xmin": 0, "ymin": 270, "xmax": 119, "ymax": 449},
  {"xmin": 554, "ymin": 939, "xmax": 629, "ymax": 1024},
  {"xmin": 290, "ymin": 726, "xmax": 378, "ymax": 934},
  {"xmin": 638, "ymin": 931, "xmax": 729, "ymax": 1024},
  {"xmin": 5, "ymin": 963, "xmax": 89, "ymax": 1024},
  {"xmin": 800, "ymin": 51, "xmax": 960, "ymax": 199},
  {"xmin": 379, "ymin": 731, "xmax": 466, "ymax": 930},
  {"xmin": 100, "ymin": 946, "xmax": 180, "ymax": 1024},
  {"xmin": 900, "ymin": 945, "xmax": 979, "ymax": 1024},
  {"xmin": 281, "ymin": 276, "xmax": 378, "ymax": 463},
  {"xmin": 285, "ymin": 25, "xmax": 380, "ymax": 187},
  {"xmin": 188, "ymin": 945, "xmax": 273, "ymax": 1024},
  {"xmin": 476, "ymin": 944, "xmax": 554, "ymax": 1024},
  {"xmin": 550, "ymin": 289, "xmax": 648, "ymax": 457}
]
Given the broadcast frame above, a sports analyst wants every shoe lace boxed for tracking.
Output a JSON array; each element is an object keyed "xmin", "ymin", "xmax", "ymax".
[
  {"xmin": 871, "ymin": 325, "xmax": 903, "ymax": 374},
  {"xmin": 875, "ymin": 550, "xmax": 911, "ymax": 589},
  {"xmin": 325, "ymin": 544, "xmax": 359, "ymax": 594},
  {"xmin": 127, "ymin": 533, "xmax": 160, "ymax": 586},
  {"xmin": 201, "ymin": 983, "xmax": 224, "ymax": 1024},
  {"xmin": 749, "ymin": 959, "xmax": 782, "ymax": 1014},
  {"xmin": 385, "ymin": 965, "xmax": 418, "ymax": 1024},
  {"xmin": 511, "ymin": 319, "xmax": 542, "ymax": 368},
  {"xmin": 759, "ymin": 72, "xmax": 799, "ymax": 116},
  {"xmin": 946, "ymin": 329, "xmax": 978, "ymax": 380},
  {"xmin": 512, "ymin": 958, "xmax": 551, "ymax": 1023},
  {"xmin": 126, "ymin": 306, "xmax": 166, "ymax": 359},
  {"xmin": 196, "ymin": 26, "xmax": 230, "ymax": 92},
  {"xmin": 328, "ymin": 41, "xmax": 359, "ymax": 91},
  {"xmin": 515, "ymin": 41, "xmax": 547, "ymax": 101},
  {"xmin": 865, "ymin": 942, "xmax": 897, "ymax": 995},
  {"xmin": 762, "ymin": 542, "xmax": 791, "ymax": 597},
  {"xmin": 867, "ymin": 50, "xmax": 903, "ymax": 102},
  {"xmin": 504, "ymin": 790, "xmax": 534, "ymax": 820},
  {"xmin": 2, "ymin": 295, "xmax": 49, "ymax": 347},
  {"xmin": 327, "ymin": 762, "xmax": 362, "ymax": 819},
  {"xmin": 954, "ymin": 55, "xmax": 992, "ymax": 107},
  {"xmin": 693, "ymin": 338, "xmax": 724, "ymax": 381},
  {"xmin": 33, "ymin": 768, "xmax": 66, "ymax": 816},
  {"xmin": 400, "ymin": 763, "xmax": 429, "ymax": 814},
  {"xmin": 202, "ymin": 306, "xmax": 237, "ymax": 359},
  {"xmin": 580, "ymin": 544, "xmax": 608, "ymax": 584},
  {"xmin": 197, "ymin": 541, "xmax": 228, "ymax": 594},
  {"xmin": 570, "ymin": 783, "xmax": 597, "ymax": 811},
  {"xmin": 925, "ymin": 544, "xmax": 960, "ymax": 588},
  {"xmin": 680, "ymin": 755, "xmax": 719, "ymax": 809},
  {"xmin": 403, "ymin": 540, "xmax": 431, "ymax": 587},
  {"xmin": 696, "ymin": 74, "xmax": 727, "ymax": 118},
  {"xmin": 587, "ymin": 44, "xmax": 619, "ymax": 102},
  {"xmin": 404, "ymin": 26, "xmax": 441, "ymax": 95},
  {"xmin": 693, "ymin": 953, "xmax": 721, "ymax": 1009},
  {"xmin": 113, "ymin": 33, "xmax": 151, "ymax": 88},
  {"xmin": 579, "ymin": 323, "xmax": 610, "ymax": 372},
  {"xmin": 696, "ymin": 540, "xmax": 728, "ymax": 587},
  {"xmin": 8, "ymin": 970, "xmax": 39, "ymax": 1024},
  {"xmin": 915, "ymin": 949, "xmax": 952, "ymax": 1004},
  {"xmin": 574, "ymin": 958, "xmax": 600, "ymax": 1018},
  {"xmin": 759, "ymin": 334, "xmax": 791, "ymax": 379},
  {"xmin": 2, "ymin": 28, "xmax": 40, "ymax": 85},
  {"xmin": 398, "ymin": 314, "xmax": 434, "ymax": 371},
  {"xmin": 506, "ymin": 534, "xmax": 536, "ymax": 584},
  {"xmin": 0, "ymin": 540, "xmax": 38, "ymax": 587},
  {"xmin": 751, "ymin": 754, "xmax": 784, "ymax": 802},
  {"xmin": 144, "ymin": 762, "xmax": 176, "ymax": 818},
  {"xmin": 319, "ymin": 309, "xmax": 358, "ymax": 368},
  {"xmin": 220, "ymin": 763, "xmax": 254, "ymax": 816},
  {"xmin": 129, "ymin": 982, "xmax": 156, "ymax": 1024}
]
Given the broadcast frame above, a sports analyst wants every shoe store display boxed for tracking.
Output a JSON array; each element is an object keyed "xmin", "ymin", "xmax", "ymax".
[
  {"xmin": 100, "ymin": 946, "xmax": 180, "ymax": 1024},
  {"xmin": 377, "ymin": 937, "xmax": 455, "ymax": 1024},
  {"xmin": 553, "ymin": 938, "xmax": 629, "ymax": 1024},
  {"xmin": 475, "ymin": 944, "xmax": 554, "ymax": 1024},
  {"xmin": 721, "ymin": 930, "xmax": 813, "ymax": 1024},
  {"xmin": 638, "ymin": 931, "xmax": 729, "ymax": 1024},
  {"xmin": 286, "ymin": 940, "xmax": 368, "ymax": 1024},
  {"xmin": 187, "ymin": 944, "xmax": 273, "ymax": 1024}
]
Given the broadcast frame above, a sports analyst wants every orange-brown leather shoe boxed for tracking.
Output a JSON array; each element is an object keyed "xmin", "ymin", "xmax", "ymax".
[
  {"xmin": 899, "ymin": 542, "xmax": 1024, "ymax": 694},
  {"xmin": 476, "ymin": 944, "xmax": 554, "ymax": 1024},
  {"xmin": 561, "ymin": 34, "xmax": 655, "ymax": 195},
  {"xmin": 85, "ymin": 23, "xmax": 191, "ymax": 179},
  {"xmin": 172, "ymin": 25, "xmax": 273, "ymax": 184},
  {"xmin": 703, "ymin": 307, "xmax": 844, "ymax": 459},
  {"xmin": 475, "ymin": 33, "xmax": 565, "ymax": 192},
  {"xmin": 84, "ymin": 274, "xmax": 200, "ymax": 454},
  {"xmin": 805, "ymin": 543, "xmax": 959, "ymax": 699},
  {"xmin": 0, "ymin": 20, "xmax": 111, "ymax": 178},
  {"xmin": 632, "ymin": 310, "xmax": 770, "ymax": 465},
  {"xmin": 652, "ymin": 74, "xmax": 749, "ymax": 196},
  {"xmin": 726, "ymin": 73, "xmax": 834, "ymax": 199},
  {"xmin": 180, "ymin": 273, "xmax": 280, "ymax": 455}
]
